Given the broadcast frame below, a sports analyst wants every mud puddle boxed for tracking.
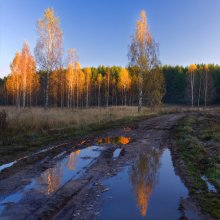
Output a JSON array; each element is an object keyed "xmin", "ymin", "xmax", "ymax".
[
  {"xmin": 112, "ymin": 148, "xmax": 122, "ymax": 159},
  {"xmin": 0, "ymin": 162, "xmax": 16, "ymax": 173},
  {"xmin": 201, "ymin": 175, "xmax": 217, "ymax": 193},
  {"xmin": 97, "ymin": 136, "xmax": 131, "ymax": 145},
  {"xmin": 98, "ymin": 148, "xmax": 198, "ymax": 220},
  {"xmin": 0, "ymin": 146, "xmax": 103, "ymax": 214},
  {"xmin": 0, "ymin": 143, "xmax": 69, "ymax": 173}
]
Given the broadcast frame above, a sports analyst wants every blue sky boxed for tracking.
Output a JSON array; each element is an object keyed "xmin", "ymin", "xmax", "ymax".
[{"xmin": 1, "ymin": 0, "xmax": 220, "ymax": 77}]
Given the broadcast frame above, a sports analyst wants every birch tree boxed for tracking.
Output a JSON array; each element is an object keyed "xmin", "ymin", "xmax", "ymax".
[
  {"xmin": 6, "ymin": 53, "xmax": 21, "ymax": 107},
  {"xmin": 188, "ymin": 64, "xmax": 197, "ymax": 107},
  {"xmin": 84, "ymin": 67, "xmax": 91, "ymax": 107},
  {"xmin": 6, "ymin": 46, "xmax": 38, "ymax": 107},
  {"xmin": 66, "ymin": 49, "xmax": 78, "ymax": 108},
  {"xmin": 106, "ymin": 69, "xmax": 110, "ymax": 107},
  {"xmin": 118, "ymin": 68, "xmax": 131, "ymax": 105},
  {"xmin": 21, "ymin": 41, "xmax": 38, "ymax": 107},
  {"xmin": 203, "ymin": 64, "xmax": 209, "ymax": 107},
  {"xmin": 35, "ymin": 8, "xmax": 63, "ymax": 109},
  {"xmin": 97, "ymin": 74, "xmax": 102, "ymax": 107},
  {"xmin": 129, "ymin": 10, "xmax": 157, "ymax": 112}
]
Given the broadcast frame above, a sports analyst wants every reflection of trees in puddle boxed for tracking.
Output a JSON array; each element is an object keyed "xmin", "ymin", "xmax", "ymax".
[
  {"xmin": 130, "ymin": 147, "xmax": 162, "ymax": 217},
  {"xmin": 37, "ymin": 150, "xmax": 81, "ymax": 195},
  {"xmin": 37, "ymin": 163, "xmax": 63, "ymax": 195},
  {"xmin": 97, "ymin": 136, "xmax": 130, "ymax": 145},
  {"xmin": 66, "ymin": 150, "xmax": 81, "ymax": 170},
  {"xmin": 119, "ymin": 136, "xmax": 130, "ymax": 144}
]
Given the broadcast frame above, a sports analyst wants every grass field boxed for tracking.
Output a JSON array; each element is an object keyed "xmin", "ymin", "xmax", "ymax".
[
  {"xmin": 0, "ymin": 105, "xmax": 207, "ymax": 132},
  {"xmin": 0, "ymin": 105, "xmax": 214, "ymax": 163},
  {"xmin": 174, "ymin": 115, "xmax": 220, "ymax": 219}
]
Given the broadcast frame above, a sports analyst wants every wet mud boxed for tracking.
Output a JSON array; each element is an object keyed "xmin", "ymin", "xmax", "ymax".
[{"xmin": 0, "ymin": 113, "xmax": 210, "ymax": 220}]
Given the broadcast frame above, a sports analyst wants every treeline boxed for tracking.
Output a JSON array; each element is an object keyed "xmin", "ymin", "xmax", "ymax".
[
  {"xmin": 163, "ymin": 64, "xmax": 220, "ymax": 106},
  {"xmin": 0, "ymin": 64, "xmax": 220, "ymax": 107},
  {"xmin": 0, "ymin": 64, "xmax": 156, "ymax": 107}
]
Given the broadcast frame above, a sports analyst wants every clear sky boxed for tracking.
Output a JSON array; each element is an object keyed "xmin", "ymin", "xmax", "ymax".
[{"xmin": 1, "ymin": 0, "xmax": 220, "ymax": 77}]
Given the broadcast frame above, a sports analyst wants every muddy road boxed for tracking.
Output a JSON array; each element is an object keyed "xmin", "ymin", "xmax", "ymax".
[{"xmin": 0, "ymin": 113, "xmax": 210, "ymax": 220}]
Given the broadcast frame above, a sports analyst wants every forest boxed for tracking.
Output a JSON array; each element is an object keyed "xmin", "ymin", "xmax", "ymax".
[{"xmin": 1, "ymin": 64, "xmax": 220, "ymax": 107}]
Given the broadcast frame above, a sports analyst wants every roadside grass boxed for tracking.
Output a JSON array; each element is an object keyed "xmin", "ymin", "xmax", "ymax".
[
  {"xmin": 1, "ymin": 105, "xmax": 200, "ymax": 132},
  {"xmin": 175, "ymin": 116, "xmax": 220, "ymax": 219},
  {"xmin": 0, "ymin": 105, "xmax": 215, "ymax": 162}
]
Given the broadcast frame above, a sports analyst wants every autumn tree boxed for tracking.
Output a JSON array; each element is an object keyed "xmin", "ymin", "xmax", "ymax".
[
  {"xmin": 35, "ymin": 8, "xmax": 63, "ymax": 108},
  {"xmin": 75, "ymin": 62, "xmax": 83, "ymax": 108},
  {"xmin": 59, "ymin": 69, "xmax": 66, "ymax": 107},
  {"xmin": 129, "ymin": 10, "xmax": 160, "ymax": 112},
  {"xmin": 49, "ymin": 70, "xmax": 59, "ymax": 106},
  {"xmin": 78, "ymin": 66, "xmax": 85, "ymax": 107},
  {"xmin": 6, "ymin": 43, "xmax": 39, "ymax": 107},
  {"xmin": 84, "ymin": 67, "xmax": 91, "ymax": 107},
  {"xmin": 118, "ymin": 68, "xmax": 131, "ymax": 105},
  {"xmin": 144, "ymin": 68, "xmax": 165, "ymax": 106},
  {"xmin": 106, "ymin": 69, "xmax": 110, "ymax": 107},
  {"xmin": 66, "ymin": 49, "xmax": 78, "ymax": 108},
  {"xmin": 110, "ymin": 66, "xmax": 120, "ymax": 106},
  {"xmin": 188, "ymin": 64, "xmax": 197, "ymax": 107},
  {"xmin": 66, "ymin": 63, "xmax": 74, "ymax": 108},
  {"xmin": 97, "ymin": 73, "xmax": 102, "ymax": 107},
  {"xmin": 21, "ymin": 42, "xmax": 28, "ymax": 108},
  {"xmin": 6, "ymin": 52, "xmax": 22, "ymax": 107},
  {"xmin": 21, "ymin": 42, "xmax": 39, "ymax": 107}
]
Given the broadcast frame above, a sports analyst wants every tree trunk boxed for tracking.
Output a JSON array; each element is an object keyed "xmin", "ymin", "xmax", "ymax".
[
  {"xmin": 106, "ymin": 72, "xmax": 109, "ymax": 107},
  {"xmin": 76, "ymin": 74, "xmax": 79, "ymax": 108},
  {"xmin": 138, "ymin": 73, "xmax": 143, "ymax": 112},
  {"xmin": 191, "ymin": 73, "xmax": 194, "ymax": 107},
  {"xmin": 204, "ymin": 72, "xmax": 208, "ymax": 107},
  {"xmin": 98, "ymin": 83, "xmax": 101, "ymax": 108},
  {"xmin": 30, "ymin": 89, "xmax": 32, "ymax": 108},
  {"xmin": 45, "ymin": 71, "xmax": 49, "ymax": 109},
  {"xmin": 86, "ymin": 83, "xmax": 89, "ymax": 108},
  {"xmin": 16, "ymin": 75, "xmax": 20, "ymax": 108},
  {"xmin": 197, "ymin": 74, "xmax": 201, "ymax": 107},
  {"xmin": 23, "ymin": 73, "xmax": 26, "ymax": 108},
  {"xmin": 70, "ymin": 84, "xmax": 73, "ymax": 108}
]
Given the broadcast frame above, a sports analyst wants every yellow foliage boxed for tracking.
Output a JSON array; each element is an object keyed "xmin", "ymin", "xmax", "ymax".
[
  {"xmin": 188, "ymin": 64, "xmax": 197, "ymax": 73},
  {"xmin": 118, "ymin": 68, "xmax": 131, "ymax": 91},
  {"xmin": 6, "ymin": 42, "xmax": 39, "ymax": 106}
]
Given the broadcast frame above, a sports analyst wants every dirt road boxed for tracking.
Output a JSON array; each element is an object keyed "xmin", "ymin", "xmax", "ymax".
[{"xmin": 0, "ymin": 113, "xmax": 209, "ymax": 220}]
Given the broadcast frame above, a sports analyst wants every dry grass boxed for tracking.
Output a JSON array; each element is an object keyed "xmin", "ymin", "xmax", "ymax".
[
  {"xmin": 0, "ymin": 105, "xmax": 218, "ymax": 154},
  {"xmin": 0, "ymin": 105, "xmax": 209, "ymax": 132}
]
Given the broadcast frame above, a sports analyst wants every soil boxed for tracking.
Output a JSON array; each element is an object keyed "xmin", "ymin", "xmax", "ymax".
[{"xmin": 0, "ymin": 113, "xmax": 215, "ymax": 220}]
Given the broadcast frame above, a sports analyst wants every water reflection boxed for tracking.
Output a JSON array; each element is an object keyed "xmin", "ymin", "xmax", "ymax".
[
  {"xmin": 37, "ymin": 165, "xmax": 62, "ymax": 195},
  {"xmin": 97, "ymin": 136, "xmax": 130, "ymax": 145},
  {"xmin": 35, "ymin": 148, "xmax": 95, "ymax": 195},
  {"xmin": 36, "ymin": 151, "xmax": 82, "ymax": 195},
  {"xmin": 98, "ymin": 149, "xmax": 189, "ymax": 220},
  {"xmin": 66, "ymin": 150, "xmax": 81, "ymax": 170},
  {"xmin": 36, "ymin": 150, "xmax": 81, "ymax": 195},
  {"xmin": 130, "ymin": 148, "xmax": 161, "ymax": 216},
  {"xmin": 0, "ymin": 146, "xmax": 101, "ymax": 213}
]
